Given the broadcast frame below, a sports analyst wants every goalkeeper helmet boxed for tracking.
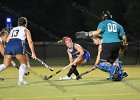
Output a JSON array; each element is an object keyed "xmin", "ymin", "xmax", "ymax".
[{"xmin": 101, "ymin": 11, "xmax": 112, "ymax": 20}]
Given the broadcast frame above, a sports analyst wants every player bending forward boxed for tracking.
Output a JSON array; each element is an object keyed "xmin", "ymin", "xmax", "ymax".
[
  {"xmin": 91, "ymin": 35, "xmax": 128, "ymax": 81},
  {"xmin": 59, "ymin": 37, "xmax": 90, "ymax": 80},
  {"xmin": 0, "ymin": 17, "xmax": 36, "ymax": 85}
]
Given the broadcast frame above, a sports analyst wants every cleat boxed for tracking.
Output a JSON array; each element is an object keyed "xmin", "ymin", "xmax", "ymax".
[
  {"xmin": 123, "ymin": 72, "xmax": 128, "ymax": 78},
  {"xmin": 0, "ymin": 77, "xmax": 4, "ymax": 81},
  {"xmin": 76, "ymin": 76, "xmax": 82, "ymax": 80},
  {"xmin": 25, "ymin": 72, "xmax": 30, "ymax": 76},
  {"xmin": 72, "ymin": 76, "xmax": 82, "ymax": 80},
  {"xmin": 71, "ymin": 76, "xmax": 76, "ymax": 79},
  {"xmin": 18, "ymin": 81, "xmax": 29, "ymax": 86},
  {"xmin": 59, "ymin": 75, "xmax": 71, "ymax": 80}
]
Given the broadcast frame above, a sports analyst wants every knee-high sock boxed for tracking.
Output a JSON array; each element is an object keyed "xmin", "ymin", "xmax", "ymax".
[
  {"xmin": 72, "ymin": 65, "xmax": 79, "ymax": 76},
  {"xmin": 67, "ymin": 65, "xmax": 79, "ymax": 77},
  {"xmin": 0, "ymin": 64, "xmax": 6, "ymax": 72},
  {"xmin": 67, "ymin": 67, "xmax": 74, "ymax": 77},
  {"xmin": 19, "ymin": 64, "xmax": 26, "ymax": 82}
]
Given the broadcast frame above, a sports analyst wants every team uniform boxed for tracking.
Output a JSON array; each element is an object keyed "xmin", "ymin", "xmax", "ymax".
[
  {"xmin": 98, "ymin": 20, "xmax": 125, "ymax": 62},
  {"xmin": 60, "ymin": 37, "xmax": 90, "ymax": 80},
  {"xmin": 5, "ymin": 26, "xmax": 26, "ymax": 55},
  {"xmin": 96, "ymin": 19, "xmax": 127, "ymax": 81},
  {"xmin": 0, "ymin": 17, "xmax": 36, "ymax": 85},
  {"xmin": 67, "ymin": 43, "xmax": 90, "ymax": 62}
]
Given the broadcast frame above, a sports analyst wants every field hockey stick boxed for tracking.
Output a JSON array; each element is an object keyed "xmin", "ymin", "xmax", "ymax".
[
  {"xmin": 14, "ymin": 64, "xmax": 30, "ymax": 76},
  {"xmin": 78, "ymin": 67, "xmax": 96, "ymax": 77},
  {"xmin": 43, "ymin": 63, "xmax": 74, "ymax": 80},
  {"xmin": 11, "ymin": 60, "xmax": 30, "ymax": 76},
  {"xmin": 0, "ymin": 77, "xmax": 4, "ymax": 81},
  {"xmin": 25, "ymin": 50, "xmax": 54, "ymax": 71}
]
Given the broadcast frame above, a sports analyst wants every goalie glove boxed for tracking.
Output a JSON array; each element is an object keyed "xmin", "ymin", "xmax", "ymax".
[{"xmin": 119, "ymin": 40, "xmax": 128, "ymax": 58}]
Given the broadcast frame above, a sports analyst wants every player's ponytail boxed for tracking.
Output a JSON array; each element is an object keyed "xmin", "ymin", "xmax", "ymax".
[
  {"xmin": 0, "ymin": 29, "xmax": 8, "ymax": 37},
  {"xmin": 18, "ymin": 17, "xmax": 27, "ymax": 27}
]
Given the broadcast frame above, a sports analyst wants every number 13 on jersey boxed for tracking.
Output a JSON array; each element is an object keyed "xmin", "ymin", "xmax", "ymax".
[{"xmin": 11, "ymin": 30, "xmax": 19, "ymax": 37}]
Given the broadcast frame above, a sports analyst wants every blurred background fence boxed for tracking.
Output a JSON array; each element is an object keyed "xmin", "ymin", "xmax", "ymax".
[{"xmin": 0, "ymin": 41, "xmax": 139, "ymax": 66}]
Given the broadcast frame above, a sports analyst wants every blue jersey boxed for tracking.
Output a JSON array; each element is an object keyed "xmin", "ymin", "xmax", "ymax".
[
  {"xmin": 97, "ymin": 20, "xmax": 125, "ymax": 43},
  {"xmin": 67, "ymin": 43, "xmax": 90, "ymax": 62}
]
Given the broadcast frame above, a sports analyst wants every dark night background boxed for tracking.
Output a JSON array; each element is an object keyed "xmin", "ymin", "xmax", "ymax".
[{"xmin": 0, "ymin": 0, "xmax": 140, "ymax": 41}]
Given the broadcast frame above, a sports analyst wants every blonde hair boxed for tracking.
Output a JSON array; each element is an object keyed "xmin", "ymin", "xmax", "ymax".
[
  {"xmin": 0, "ymin": 29, "xmax": 9, "ymax": 37},
  {"xmin": 57, "ymin": 36, "xmax": 69, "ymax": 44}
]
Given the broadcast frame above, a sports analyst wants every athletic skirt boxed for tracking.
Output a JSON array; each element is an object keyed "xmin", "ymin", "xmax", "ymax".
[
  {"xmin": 5, "ymin": 39, "xmax": 25, "ymax": 55},
  {"xmin": 73, "ymin": 51, "xmax": 90, "ymax": 62}
]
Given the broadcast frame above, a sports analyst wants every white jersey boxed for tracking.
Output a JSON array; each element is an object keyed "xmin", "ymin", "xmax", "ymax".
[{"xmin": 9, "ymin": 26, "xmax": 26, "ymax": 41}]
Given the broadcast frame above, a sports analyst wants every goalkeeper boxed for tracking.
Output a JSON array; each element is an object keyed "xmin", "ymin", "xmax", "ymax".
[
  {"xmin": 90, "ymin": 11, "xmax": 128, "ymax": 81},
  {"xmin": 91, "ymin": 34, "xmax": 128, "ymax": 81}
]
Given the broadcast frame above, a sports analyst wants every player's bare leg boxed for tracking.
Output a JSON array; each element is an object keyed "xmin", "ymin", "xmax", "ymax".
[
  {"xmin": 0, "ymin": 55, "xmax": 12, "ymax": 72},
  {"xmin": 0, "ymin": 55, "xmax": 12, "ymax": 80},
  {"xmin": 15, "ymin": 54, "xmax": 28, "ymax": 85},
  {"xmin": 25, "ymin": 54, "xmax": 31, "ymax": 68}
]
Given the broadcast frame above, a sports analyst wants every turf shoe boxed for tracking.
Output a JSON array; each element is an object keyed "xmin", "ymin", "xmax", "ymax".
[
  {"xmin": 18, "ymin": 81, "xmax": 29, "ymax": 86},
  {"xmin": 0, "ymin": 77, "xmax": 4, "ymax": 81},
  {"xmin": 59, "ymin": 75, "xmax": 71, "ymax": 80},
  {"xmin": 123, "ymin": 72, "xmax": 128, "ymax": 78},
  {"xmin": 76, "ymin": 76, "xmax": 82, "ymax": 80}
]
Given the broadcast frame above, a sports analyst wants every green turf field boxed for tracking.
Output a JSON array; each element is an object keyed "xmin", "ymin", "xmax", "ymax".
[{"xmin": 0, "ymin": 65, "xmax": 140, "ymax": 100}]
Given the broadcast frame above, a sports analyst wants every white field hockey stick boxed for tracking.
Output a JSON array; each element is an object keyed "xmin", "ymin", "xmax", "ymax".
[
  {"xmin": 25, "ymin": 50, "xmax": 54, "ymax": 71},
  {"xmin": 43, "ymin": 63, "xmax": 74, "ymax": 80}
]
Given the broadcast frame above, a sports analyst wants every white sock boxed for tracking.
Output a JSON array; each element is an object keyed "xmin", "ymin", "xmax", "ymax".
[
  {"xmin": 19, "ymin": 64, "xmax": 26, "ymax": 82},
  {"xmin": 27, "ymin": 61, "xmax": 31, "ymax": 68},
  {"xmin": 0, "ymin": 64, "xmax": 6, "ymax": 72}
]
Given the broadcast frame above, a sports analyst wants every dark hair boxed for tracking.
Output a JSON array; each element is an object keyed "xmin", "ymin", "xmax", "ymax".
[
  {"xmin": 18, "ymin": 17, "xmax": 27, "ymax": 27},
  {"xmin": 0, "ymin": 29, "xmax": 8, "ymax": 37}
]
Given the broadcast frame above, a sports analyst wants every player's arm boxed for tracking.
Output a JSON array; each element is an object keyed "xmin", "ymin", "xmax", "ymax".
[
  {"xmin": 119, "ymin": 25, "xmax": 127, "ymax": 43},
  {"xmin": 73, "ymin": 44, "xmax": 84, "ymax": 65},
  {"xmin": 67, "ymin": 50, "xmax": 73, "ymax": 64},
  {"xmin": 92, "ymin": 22, "xmax": 104, "ymax": 36},
  {"xmin": 93, "ymin": 45, "xmax": 102, "ymax": 68},
  {"xmin": 122, "ymin": 35, "xmax": 127, "ymax": 44},
  {"xmin": 0, "ymin": 43, "xmax": 4, "ymax": 56},
  {"xmin": 92, "ymin": 29, "xmax": 102, "ymax": 36},
  {"xmin": 24, "ymin": 28, "xmax": 36, "ymax": 59}
]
